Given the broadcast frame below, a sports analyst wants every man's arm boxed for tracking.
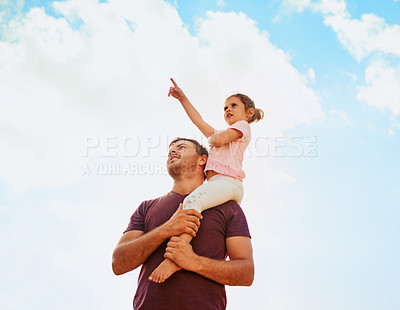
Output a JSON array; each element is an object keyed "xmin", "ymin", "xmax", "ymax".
[
  {"xmin": 112, "ymin": 204, "xmax": 202, "ymax": 276},
  {"xmin": 164, "ymin": 235, "xmax": 254, "ymax": 286}
]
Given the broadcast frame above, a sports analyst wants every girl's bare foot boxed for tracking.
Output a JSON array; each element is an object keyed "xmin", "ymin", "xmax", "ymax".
[{"xmin": 149, "ymin": 259, "xmax": 181, "ymax": 283}]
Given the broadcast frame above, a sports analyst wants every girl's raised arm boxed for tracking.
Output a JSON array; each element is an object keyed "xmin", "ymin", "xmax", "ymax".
[{"xmin": 168, "ymin": 78, "xmax": 214, "ymax": 138}]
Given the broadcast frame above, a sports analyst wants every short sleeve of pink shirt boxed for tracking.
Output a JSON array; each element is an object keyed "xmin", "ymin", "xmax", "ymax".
[{"xmin": 205, "ymin": 120, "xmax": 251, "ymax": 181}]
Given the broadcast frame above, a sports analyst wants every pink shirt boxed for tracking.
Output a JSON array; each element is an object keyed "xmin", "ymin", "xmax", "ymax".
[{"xmin": 205, "ymin": 120, "xmax": 251, "ymax": 181}]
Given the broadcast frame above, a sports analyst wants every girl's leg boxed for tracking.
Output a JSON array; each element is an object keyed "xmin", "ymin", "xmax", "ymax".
[
  {"xmin": 183, "ymin": 175, "xmax": 244, "ymax": 212},
  {"xmin": 149, "ymin": 175, "xmax": 243, "ymax": 283},
  {"xmin": 148, "ymin": 233, "xmax": 192, "ymax": 283}
]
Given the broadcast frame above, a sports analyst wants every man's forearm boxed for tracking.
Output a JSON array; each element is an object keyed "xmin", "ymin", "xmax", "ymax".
[
  {"xmin": 112, "ymin": 227, "xmax": 168, "ymax": 275},
  {"xmin": 113, "ymin": 205, "xmax": 202, "ymax": 275},
  {"xmin": 189, "ymin": 255, "xmax": 254, "ymax": 286}
]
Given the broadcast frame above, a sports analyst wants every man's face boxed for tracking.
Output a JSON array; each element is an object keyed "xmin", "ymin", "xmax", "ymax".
[{"xmin": 167, "ymin": 140, "xmax": 200, "ymax": 177}]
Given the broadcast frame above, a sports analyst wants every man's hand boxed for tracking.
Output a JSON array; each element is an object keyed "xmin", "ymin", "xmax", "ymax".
[
  {"xmin": 164, "ymin": 236, "xmax": 198, "ymax": 270},
  {"xmin": 166, "ymin": 236, "xmax": 254, "ymax": 286},
  {"xmin": 112, "ymin": 204, "xmax": 202, "ymax": 275},
  {"xmin": 168, "ymin": 78, "xmax": 187, "ymax": 101},
  {"xmin": 161, "ymin": 203, "xmax": 202, "ymax": 239}
]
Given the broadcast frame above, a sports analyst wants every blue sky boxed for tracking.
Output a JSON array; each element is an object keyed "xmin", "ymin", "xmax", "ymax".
[{"xmin": 1, "ymin": 0, "xmax": 399, "ymax": 309}]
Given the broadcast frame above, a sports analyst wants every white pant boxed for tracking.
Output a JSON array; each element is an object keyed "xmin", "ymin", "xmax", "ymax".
[{"xmin": 183, "ymin": 174, "xmax": 244, "ymax": 213}]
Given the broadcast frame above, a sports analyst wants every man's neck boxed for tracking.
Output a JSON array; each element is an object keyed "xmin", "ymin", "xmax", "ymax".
[{"xmin": 171, "ymin": 176, "xmax": 204, "ymax": 196}]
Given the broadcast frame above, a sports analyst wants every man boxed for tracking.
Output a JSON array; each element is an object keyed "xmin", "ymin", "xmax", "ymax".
[{"xmin": 112, "ymin": 138, "xmax": 254, "ymax": 310}]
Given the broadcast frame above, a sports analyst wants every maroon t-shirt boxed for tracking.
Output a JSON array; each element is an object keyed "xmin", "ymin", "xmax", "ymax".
[{"xmin": 124, "ymin": 191, "xmax": 251, "ymax": 310}]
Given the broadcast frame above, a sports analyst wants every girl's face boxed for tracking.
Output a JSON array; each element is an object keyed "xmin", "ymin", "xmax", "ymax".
[{"xmin": 224, "ymin": 97, "xmax": 253, "ymax": 126}]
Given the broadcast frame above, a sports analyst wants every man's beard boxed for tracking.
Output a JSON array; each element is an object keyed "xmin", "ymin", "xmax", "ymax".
[{"xmin": 167, "ymin": 159, "xmax": 198, "ymax": 179}]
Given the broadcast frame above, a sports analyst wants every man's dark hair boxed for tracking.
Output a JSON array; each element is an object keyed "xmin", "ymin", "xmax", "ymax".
[{"xmin": 169, "ymin": 137, "xmax": 208, "ymax": 157}]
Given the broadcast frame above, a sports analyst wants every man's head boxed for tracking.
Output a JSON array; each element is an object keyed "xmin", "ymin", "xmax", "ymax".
[{"xmin": 167, "ymin": 138, "xmax": 208, "ymax": 180}]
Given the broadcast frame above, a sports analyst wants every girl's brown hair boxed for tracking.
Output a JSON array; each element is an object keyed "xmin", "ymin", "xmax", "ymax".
[{"xmin": 227, "ymin": 93, "xmax": 264, "ymax": 124}]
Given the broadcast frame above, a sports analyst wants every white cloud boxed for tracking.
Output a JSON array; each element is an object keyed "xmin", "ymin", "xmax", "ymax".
[
  {"xmin": 357, "ymin": 60, "xmax": 400, "ymax": 116},
  {"xmin": 216, "ymin": 0, "xmax": 226, "ymax": 8},
  {"xmin": 281, "ymin": 0, "xmax": 400, "ymax": 120},
  {"xmin": 330, "ymin": 109, "xmax": 351, "ymax": 124},
  {"xmin": 344, "ymin": 71, "xmax": 357, "ymax": 81},
  {"xmin": 307, "ymin": 68, "xmax": 316, "ymax": 83},
  {"xmin": 0, "ymin": 0, "xmax": 321, "ymax": 192},
  {"xmin": 281, "ymin": 0, "xmax": 347, "ymax": 15},
  {"xmin": 312, "ymin": 0, "xmax": 348, "ymax": 16},
  {"xmin": 282, "ymin": 0, "xmax": 400, "ymax": 61},
  {"xmin": 0, "ymin": 2, "xmax": 320, "ymax": 309},
  {"xmin": 280, "ymin": 0, "xmax": 312, "ymax": 13},
  {"xmin": 194, "ymin": 11, "xmax": 322, "ymax": 132},
  {"xmin": 323, "ymin": 12, "xmax": 400, "ymax": 61}
]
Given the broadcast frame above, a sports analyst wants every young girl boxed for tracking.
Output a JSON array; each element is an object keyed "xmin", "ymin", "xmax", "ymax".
[{"xmin": 149, "ymin": 78, "xmax": 263, "ymax": 283}]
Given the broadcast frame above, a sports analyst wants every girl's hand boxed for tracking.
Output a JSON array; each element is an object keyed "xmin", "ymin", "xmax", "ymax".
[
  {"xmin": 208, "ymin": 134, "xmax": 216, "ymax": 146},
  {"xmin": 168, "ymin": 78, "xmax": 186, "ymax": 101}
]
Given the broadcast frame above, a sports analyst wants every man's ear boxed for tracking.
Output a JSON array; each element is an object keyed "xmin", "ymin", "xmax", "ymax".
[{"xmin": 199, "ymin": 154, "xmax": 208, "ymax": 166}]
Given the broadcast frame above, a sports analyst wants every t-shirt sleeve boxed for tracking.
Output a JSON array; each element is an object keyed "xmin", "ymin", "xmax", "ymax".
[
  {"xmin": 226, "ymin": 203, "xmax": 251, "ymax": 238},
  {"xmin": 124, "ymin": 201, "xmax": 147, "ymax": 233},
  {"xmin": 229, "ymin": 120, "xmax": 251, "ymax": 142}
]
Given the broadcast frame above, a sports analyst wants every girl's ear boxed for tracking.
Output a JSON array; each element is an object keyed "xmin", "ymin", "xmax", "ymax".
[{"xmin": 246, "ymin": 107, "xmax": 255, "ymax": 120}]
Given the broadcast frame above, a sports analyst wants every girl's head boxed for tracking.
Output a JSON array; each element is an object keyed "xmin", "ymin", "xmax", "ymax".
[{"xmin": 224, "ymin": 93, "xmax": 264, "ymax": 126}]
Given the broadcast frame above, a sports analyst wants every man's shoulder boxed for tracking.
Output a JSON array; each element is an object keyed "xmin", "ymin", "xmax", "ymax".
[
  {"xmin": 207, "ymin": 200, "xmax": 247, "ymax": 219},
  {"xmin": 139, "ymin": 191, "xmax": 183, "ymax": 207},
  {"xmin": 127, "ymin": 192, "xmax": 185, "ymax": 233},
  {"xmin": 135, "ymin": 191, "xmax": 186, "ymax": 221},
  {"xmin": 216, "ymin": 200, "xmax": 243, "ymax": 210},
  {"xmin": 202, "ymin": 200, "xmax": 251, "ymax": 238}
]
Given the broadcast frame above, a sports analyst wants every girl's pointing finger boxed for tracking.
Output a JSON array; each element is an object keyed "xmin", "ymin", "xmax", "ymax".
[{"xmin": 170, "ymin": 78, "xmax": 178, "ymax": 87}]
